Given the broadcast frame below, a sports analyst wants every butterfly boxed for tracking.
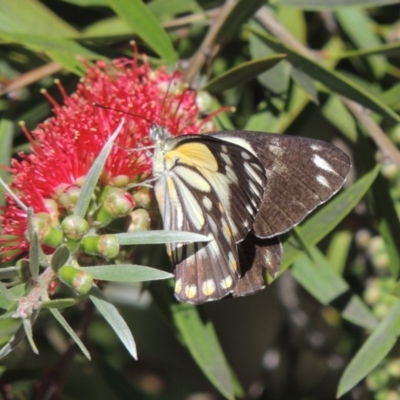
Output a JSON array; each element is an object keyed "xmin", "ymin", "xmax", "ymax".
[{"xmin": 149, "ymin": 125, "xmax": 351, "ymax": 304}]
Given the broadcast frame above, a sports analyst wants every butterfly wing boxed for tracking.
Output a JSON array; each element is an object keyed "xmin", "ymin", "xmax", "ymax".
[
  {"xmin": 212, "ymin": 131, "xmax": 351, "ymax": 238},
  {"xmin": 232, "ymin": 234, "xmax": 282, "ymax": 297},
  {"xmin": 153, "ymin": 135, "xmax": 267, "ymax": 303}
]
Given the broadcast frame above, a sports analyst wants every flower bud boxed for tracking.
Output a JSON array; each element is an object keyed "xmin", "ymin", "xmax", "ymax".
[
  {"xmin": 61, "ymin": 215, "xmax": 89, "ymax": 240},
  {"xmin": 44, "ymin": 199, "xmax": 60, "ymax": 224},
  {"xmin": 27, "ymin": 212, "xmax": 63, "ymax": 248},
  {"xmin": 95, "ymin": 187, "xmax": 135, "ymax": 226},
  {"xmin": 59, "ymin": 185, "xmax": 82, "ymax": 212},
  {"xmin": 58, "ymin": 265, "xmax": 93, "ymax": 295},
  {"xmin": 110, "ymin": 174, "xmax": 130, "ymax": 187},
  {"xmin": 80, "ymin": 234, "xmax": 119, "ymax": 259},
  {"xmin": 128, "ymin": 209, "xmax": 150, "ymax": 232},
  {"xmin": 133, "ymin": 187, "xmax": 152, "ymax": 208}
]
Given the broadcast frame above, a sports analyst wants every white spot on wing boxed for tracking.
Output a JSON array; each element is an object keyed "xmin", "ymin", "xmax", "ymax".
[
  {"xmin": 317, "ymin": 175, "xmax": 330, "ymax": 188},
  {"xmin": 241, "ymin": 151, "xmax": 251, "ymax": 160},
  {"xmin": 311, "ymin": 144, "xmax": 322, "ymax": 151},
  {"xmin": 312, "ymin": 154, "xmax": 337, "ymax": 174},
  {"xmin": 268, "ymin": 145, "xmax": 284, "ymax": 157},
  {"xmin": 221, "ymin": 153, "xmax": 233, "ymax": 167},
  {"xmin": 244, "ymin": 162, "xmax": 264, "ymax": 186},
  {"xmin": 249, "ymin": 180, "xmax": 262, "ymax": 198},
  {"xmin": 202, "ymin": 196, "xmax": 213, "ymax": 211}
]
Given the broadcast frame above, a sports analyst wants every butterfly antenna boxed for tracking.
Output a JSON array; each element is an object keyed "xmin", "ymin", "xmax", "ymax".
[
  {"xmin": 93, "ymin": 102, "xmax": 154, "ymax": 126},
  {"xmin": 159, "ymin": 66, "xmax": 181, "ymax": 127}
]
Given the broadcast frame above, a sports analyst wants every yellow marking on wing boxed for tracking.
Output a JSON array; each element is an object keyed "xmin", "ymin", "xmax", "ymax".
[
  {"xmin": 202, "ymin": 279, "xmax": 216, "ymax": 296},
  {"xmin": 229, "ymin": 252, "xmax": 238, "ymax": 272},
  {"xmin": 221, "ymin": 219, "xmax": 232, "ymax": 240},
  {"xmin": 175, "ymin": 278, "xmax": 182, "ymax": 294},
  {"xmin": 220, "ymin": 276, "xmax": 233, "ymax": 289},
  {"xmin": 165, "ymin": 143, "xmax": 218, "ymax": 171},
  {"xmin": 185, "ymin": 285, "xmax": 197, "ymax": 299}
]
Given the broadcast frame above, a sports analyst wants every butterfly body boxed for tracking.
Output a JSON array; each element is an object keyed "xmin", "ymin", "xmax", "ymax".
[{"xmin": 150, "ymin": 127, "xmax": 351, "ymax": 304}]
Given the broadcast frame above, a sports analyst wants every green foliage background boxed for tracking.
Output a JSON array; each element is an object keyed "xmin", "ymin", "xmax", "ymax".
[{"xmin": 1, "ymin": 0, "xmax": 400, "ymax": 399}]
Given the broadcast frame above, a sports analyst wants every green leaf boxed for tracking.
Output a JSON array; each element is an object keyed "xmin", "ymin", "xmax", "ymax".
[
  {"xmin": 0, "ymin": 281, "xmax": 17, "ymax": 304},
  {"xmin": 51, "ymin": 245, "xmax": 71, "ymax": 273},
  {"xmin": 326, "ymin": 230, "xmax": 353, "ymax": 274},
  {"xmin": 107, "ymin": 0, "xmax": 176, "ymax": 63},
  {"xmin": 248, "ymin": 27, "xmax": 400, "ymax": 124},
  {"xmin": 335, "ymin": 7, "xmax": 386, "ymax": 78},
  {"xmin": 0, "ymin": 119, "xmax": 13, "ymax": 206},
  {"xmin": 215, "ymin": 0, "xmax": 267, "ymax": 44},
  {"xmin": 280, "ymin": 0, "xmax": 400, "ymax": 8},
  {"xmin": 172, "ymin": 303, "xmax": 241, "ymax": 400},
  {"xmin": 291, "ymin": 67, "xmax": 319, "ymax": 103},
  {"xmin": 0, "ymin": 323, "xmax": 27, "ymax": 359},
  {"xmin": 249, "ymin": 21, "xmax": 292, "ymax": 95},
  {"xmin": 41, "ymin": 299, "xmax": 76, "ymax": 309},
  {"xmin": 115, "ymin": 230, "xmax": 211, "ymax": 245},
  {"xmin": 322, "ymin": 95, "xmax": 358, "ymax": 143},
  {"xmin": 282, "ymin": 165, "xmax": 381, "ymax": 270},
  {"xmin": 0, "ymin": 0, "xmax": 77, "ymax": 36},
  {"xmin": 337, "ymin": 300, "xmax": 400, "ymax": 397},
  {"xmin": 292, "ymin": 247, "xmax": 377, "ymax": 329},
  {"xmin": 89, "ymin": 286, "xmax": 137, "ymax": 359},
  {"xmin": 74, "ymin": 119, "xmax": 125, "ymax": 218},
  {"xmin": 0, "ymin": 266, "xmax": 18, "ymax": 280},
  {"xmin": 22, "ymin": 317, "xmax": 38, "ymax": 354},
  {"xmin": 148, "ymin": 0, "xmax": 202, "ymax": 20},
  {"xmin": 81, "ymin": 264, "xmax": 173, "ymax": 282},
  {"xmin": 0, "ymin": 32, "xmax": 101, "ymax": 59},
  {"xmin": 203, "ymin": 54, "xmax": 286, "ymax": 93},
  {"xmin": 333, "ymin": 42, "xmax": 400, "ymax": 59},
  {"xmin": 372, "ymin": 173, "xmax": 400, "ymax": 277},
  {"xmin": 379, "ymin": 82, "xmax": 400, "ymax": 107},
  {"xmin": 27, "ymin": 209, "xmax": 39, "ymax": 281},
  {"xmin": 0, "ymin": 284, "xmax": 25, "ymax": 310},
  {"xmin": 50, "ymin": 308, "xmax": 91, "ymax": 359}
]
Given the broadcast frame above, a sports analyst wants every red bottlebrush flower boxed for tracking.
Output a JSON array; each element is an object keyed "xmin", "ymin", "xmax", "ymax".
[{"xmin": 0, "ymin": 47, "xmax": 219, "ymax": 260}]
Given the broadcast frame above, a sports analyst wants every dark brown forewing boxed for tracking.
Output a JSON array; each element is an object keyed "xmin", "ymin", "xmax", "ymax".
[
  {"xmin": 232, "ymin": 234, "xmax": 282, "ymax": 298},
  {"xmin": 212, "ymin": 131, "xmax": 351, "ymax": 238}
]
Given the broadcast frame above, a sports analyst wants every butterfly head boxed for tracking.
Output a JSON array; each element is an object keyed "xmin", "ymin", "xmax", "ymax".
[{"xmin": 149, "ymin": 123, "xmax": 172, "ymax": 143}]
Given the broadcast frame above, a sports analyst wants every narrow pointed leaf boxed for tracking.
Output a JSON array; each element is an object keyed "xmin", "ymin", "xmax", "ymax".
[
  {"xmin": 50, "ymin": 308, "xmax": 91, "ymax": 360},
  {"xmin": 248, "ymin": 27, "xmax": 400, "ymax": 124},
  {"xmin": 51, "ymin": 245, "xmax": 71, "ymax": 273},
  {"xmin": 0, "ymin": 32, "xmax": 100, "ymax": 59},
  {"xmin": 280, "ymin": 0, "xmax": 400, "ymax": 8},
  {"xmin": 81, "ymin": 264, "xmax": 173, "ymax": 282},
  {"xmin": 292, "ymin": 248, "xmax": 377, "ymax": 329},
  {"xmin": 204, "ymin": 55, "xmax": 286, "ymax": 93},
  {"xmin": 74, "ymin": 119, "xmax": 125, "ymax": 218},
  {"xmin": 115, "ymin": 230, "xmax": 211, "ymax": 245},
  {"xmin": 0, "ymin": 324, "xmax": 27, "ymax": 359},
  {"xmin": 107, "ymin": 0, "xmax": 176, "ymax": 63},
  {"xmin": 215, "ymin": 0, "xmax": 268, "ymax": 43},
  {"xmin": 172, "ymin": 303, "xmax": 242, "ymax": 400},
  {"xmin": 22, "ymin": 317, "xmax": 39, "ymax": 354},
  {"xmin": 27, "ymin": 209, "xmax": 39, "ymax": 281},
  {"xmin": 0, "ymin": 0, "xmax": 77, "ymax": 36},
  {"xmin": 337, "ymin": 300, "xmax": 400, "ymax": 397},
  {"xmin": 89, "ymin": 286, "xmax": 137, "ymax": 359},
  {"xmin": 41, "ymin": 299, "xmax": 76, "ymax": 309}
]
